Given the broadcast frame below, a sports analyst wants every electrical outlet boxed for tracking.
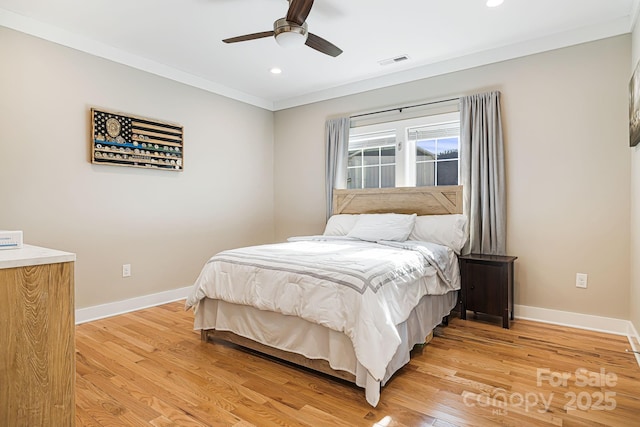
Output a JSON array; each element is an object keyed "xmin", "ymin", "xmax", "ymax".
[
  {"xmin": 576, "ymin": 273, "xmax": 587, "ymax": 289},
  {"xmin": 122, "ymin": 264, "xmax": 131, "ymax": 278}
]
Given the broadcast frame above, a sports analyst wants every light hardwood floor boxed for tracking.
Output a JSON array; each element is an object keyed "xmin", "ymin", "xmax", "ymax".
[{"xmin": 75, "ymin": 302, "xmax": 640, "ymax": 426}]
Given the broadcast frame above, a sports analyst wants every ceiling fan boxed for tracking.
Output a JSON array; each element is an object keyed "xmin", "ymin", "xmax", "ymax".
[{"xmin": 222, "ymin": 0, "xmax": 343, "ymax": 57}]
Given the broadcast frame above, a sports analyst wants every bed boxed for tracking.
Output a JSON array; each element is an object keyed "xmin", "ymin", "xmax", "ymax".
[{"xmin": 185, "ymin": 186, "xmax": 466, "ymax": 407}]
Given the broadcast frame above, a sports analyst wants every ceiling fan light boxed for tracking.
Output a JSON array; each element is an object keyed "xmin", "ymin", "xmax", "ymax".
[
  {"xmin": 274, "ymin": 18, "xmax": 308, "ymax": 48},
  {"xmin": 486, "ymin": 0, "xmax": 504, "ymax": 7},
  {"xmin": 275, "ymin": 31, "xmax": 307, "ymax": 48}
]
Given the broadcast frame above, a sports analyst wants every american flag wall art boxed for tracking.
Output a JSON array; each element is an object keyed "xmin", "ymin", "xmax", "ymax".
[{"xmin": 91, "ymin": 108, "xmax": 184, "ymax": 171}]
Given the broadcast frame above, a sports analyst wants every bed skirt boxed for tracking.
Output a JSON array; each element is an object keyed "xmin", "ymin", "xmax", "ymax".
[{"xmin": 194, "ymin": 290, "xmax": 457, "ymax": 406}]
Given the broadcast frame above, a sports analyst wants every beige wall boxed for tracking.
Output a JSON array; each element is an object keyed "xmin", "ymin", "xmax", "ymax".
[
  {"xmin": 275, "ymin": 35, "xmax": 631, "ymax": 319},
  {"xmin": 1, "ymin": 26, "xmax": 633, "ymax": 321},
  {"xmin": 0, "ymin": 28, "xmax": 275, "ymax": 309},
  {"xmin": 631, "ymin": 27, "xmax": 640, "ymax": 332}
]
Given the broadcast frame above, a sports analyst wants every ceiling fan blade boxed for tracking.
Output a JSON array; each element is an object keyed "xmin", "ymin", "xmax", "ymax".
[
  {"xmin": 306, "ymin": 33, "xmax": 342, "ymax": 57},
  {"xmin": 286, "ymin": 0, "xmax": 314, "ymax": 26},
  {"xmin": 223, "ymin": 31, "xmax": 274, "ymax": 44}
]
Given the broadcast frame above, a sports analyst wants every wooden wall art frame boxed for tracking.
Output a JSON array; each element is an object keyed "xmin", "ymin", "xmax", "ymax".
[
  {"xmin": 90, "ymin": 108, "xmax": 184, "ymax": 171},
  {"xmin": 630, "ymin": 60, "xmax": 640, "ymax": 147}
]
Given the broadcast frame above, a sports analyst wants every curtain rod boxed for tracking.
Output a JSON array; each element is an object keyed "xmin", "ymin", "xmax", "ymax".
[{"xmin": 350, "ymin": 97, "xmax": 460, "ymax": 119}]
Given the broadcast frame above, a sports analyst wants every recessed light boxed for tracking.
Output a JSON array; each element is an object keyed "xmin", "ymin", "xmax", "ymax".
[
  {"xmin": 486, "ymin": 0, "xmax": 504, "ymax": 7},
  {"xmin": 270, "ymin": 67, "xmax": 282, "ymax": 74}
]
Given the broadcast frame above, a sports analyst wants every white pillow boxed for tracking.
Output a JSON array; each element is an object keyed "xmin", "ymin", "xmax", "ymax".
[
  {"xmin": 347, "ymin": 213, "xmax": 417, "ymax": 242},
  {"xmin": 409, "ymin": 214, "xmax": 468, "ymax": 252},
  {"xmin": 323, "ymin": 214, "xmax": 360, "ymax": 236}
]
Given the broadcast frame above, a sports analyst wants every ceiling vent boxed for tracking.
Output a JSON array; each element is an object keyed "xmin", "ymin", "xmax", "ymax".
[{"xmin": 378, "ymin": 55, "xmax": 410, "ymax": 66}]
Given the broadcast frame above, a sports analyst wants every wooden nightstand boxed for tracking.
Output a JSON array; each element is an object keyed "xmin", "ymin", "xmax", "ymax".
[{"xmin": 459, "ymin": 253, "xmax": 517, "ymax": 329}]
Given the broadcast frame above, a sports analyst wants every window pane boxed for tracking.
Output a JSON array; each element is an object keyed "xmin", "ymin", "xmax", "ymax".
[
  {"xmin": 348, "ymin": 150, "xmax": 362, "ymax": 167},
  {"xmin": 416, "ymin": 140, "xmax": 436, "ymax": 162},
  {"xmin": 380, "ymin": 147, "xmax": 395, "ymax": 165},
  {"xmin": 347, "ymin": 168, "xmax": 362, "ymax": 189},
  {"xmin": 437, "ymin": 160, "xmax": 458, "ymax": 185},
  {"xmin": 363, "ymin": 148, "xmax": 379, "ymax": 166},
  {"xmin": 438, "ymin": 137, "xmax": 459, "ymax": 160},
  {"xmin": 363, "ymin": 166, "xmax": 379, "ymax": 189},
  {"xmin": 381, "ymin": 165, "xmax": 395, "ymax": 188},
  {"xmin": 416, "ymin": 162, "xmax": 435, "ymax": 187}
]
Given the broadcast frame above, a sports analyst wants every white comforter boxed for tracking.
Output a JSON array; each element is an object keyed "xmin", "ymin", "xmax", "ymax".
[{"xmin": 185, "ymin": 236, "xmax": 459, "ymax": 393}]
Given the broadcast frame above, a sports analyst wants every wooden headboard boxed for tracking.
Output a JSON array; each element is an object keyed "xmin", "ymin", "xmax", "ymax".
[{"xmin": 332, "ymin": 185, "xmax": 463, "ymax": 215}]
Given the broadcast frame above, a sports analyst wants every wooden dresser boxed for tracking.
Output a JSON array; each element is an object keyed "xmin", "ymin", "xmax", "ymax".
[{"xmin": 0, "ymin": 245, "xmax": 76, "ymax": 426}]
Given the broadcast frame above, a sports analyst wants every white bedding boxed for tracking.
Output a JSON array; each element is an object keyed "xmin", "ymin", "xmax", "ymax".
[{"xmin": 185, "ymin": 236, "xmax": 460, "ymax": 406}]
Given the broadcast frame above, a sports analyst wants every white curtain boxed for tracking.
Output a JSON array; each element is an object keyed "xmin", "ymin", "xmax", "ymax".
[
  {"xmin": 325, "ymin": 117, "xmax": 351, "ymax": 220},
  {"xmin": 460, "ymin": 91, "xmax": 506, "ymax": 255}
]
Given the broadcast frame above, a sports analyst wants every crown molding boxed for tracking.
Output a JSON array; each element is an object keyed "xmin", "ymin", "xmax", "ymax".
[
  {"xmin": 0, "ymin": 8, "xmax": 275, "ymax": 111},
  {"xmin": 1, "ymin": 8, "xmax": 633, "ymax": 112},
  {"xmin": 273, "ymin": 16, "xmax": 631, "ymax": 110}
]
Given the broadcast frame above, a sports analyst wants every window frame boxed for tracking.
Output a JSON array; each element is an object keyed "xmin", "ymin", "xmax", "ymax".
[{"xmin": 348, "ymin": 111, "xmax": 460, "ymax": 188}]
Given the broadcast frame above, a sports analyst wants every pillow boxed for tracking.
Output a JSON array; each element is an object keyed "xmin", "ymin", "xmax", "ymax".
[
  {"xmin": 323, "ymin": 214, "xmax": 360, "ymax": 236},
  {"xmin": 347, "ymin": 213, "xmax": 417, "ymax": 242},
  {"xmin": 408, "ymin": 214, "xmax": 468, "ymax": 252}
]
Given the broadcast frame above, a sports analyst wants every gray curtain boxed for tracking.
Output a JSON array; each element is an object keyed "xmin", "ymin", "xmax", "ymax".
[
  {"xmin": 460, "ymin": 91, "xmax": 506, "ymax": 255},
  {"xmin": 325, "ymin": 117, "xmax": 351, "ymax": 220}
]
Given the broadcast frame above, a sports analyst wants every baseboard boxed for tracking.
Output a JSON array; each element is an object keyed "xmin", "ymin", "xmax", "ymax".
[
  {"xmin": 75, "ymin": 285, "xmax": 192, "ymax": 324},
  {"xmin": 74, "ymin": 292, "xmax": 640, "ymax": 368},
  {"xmin": 514, "ymin": 304, "xmax": 630, "ymax": 335},
  {"xmin": 515, "ymin": 304, "xmax": 640, "ymax": 368},
  {"xmin": 628, "ymin": 321, "xmax": 640, "ymax": 367}
]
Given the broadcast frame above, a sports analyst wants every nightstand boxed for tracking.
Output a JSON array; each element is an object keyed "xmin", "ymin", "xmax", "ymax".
[{"xmin": 459, "ymin": 253, "xmax": 517, "ymax": 329}]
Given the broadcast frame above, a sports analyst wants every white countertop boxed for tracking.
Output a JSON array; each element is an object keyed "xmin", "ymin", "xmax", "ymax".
[{"xmin": 0, "ymin": 244, "xmax": 76, "ymax": 269}]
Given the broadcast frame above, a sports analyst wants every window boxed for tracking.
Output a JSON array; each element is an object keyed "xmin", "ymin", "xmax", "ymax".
[
  {"xmin": 347, "ymin": 131, "xmax": 396, "ymax": 189},
  {"xmin": 409, "ymin": 121, "xmax": 460, "ymax": 186},
  {"xmin": 348, "ymin": 111, "xmax": 460, "ymax": 189}
]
